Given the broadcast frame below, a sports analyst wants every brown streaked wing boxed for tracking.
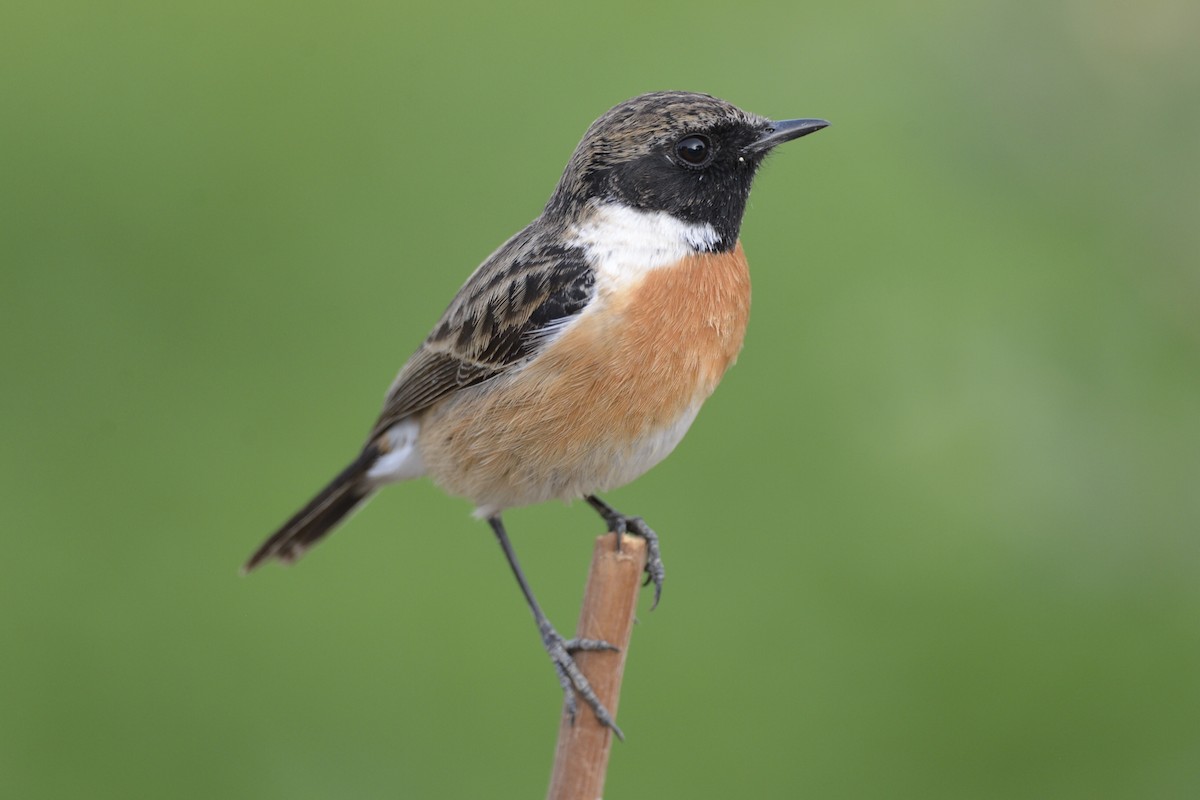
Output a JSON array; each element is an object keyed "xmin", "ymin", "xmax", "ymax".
[
  {"xmin": 368, "ymin": 228, "xmax": 595, "ymax": 439},
  {"xmin": 368, "ymin": 349, "xmax": 497, "ymax": 439}
]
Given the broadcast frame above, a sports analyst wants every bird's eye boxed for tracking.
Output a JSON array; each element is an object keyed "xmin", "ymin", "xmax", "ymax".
[{"xmin": 675, "ymin": 135, "xmax": 712, "ymax": 166}]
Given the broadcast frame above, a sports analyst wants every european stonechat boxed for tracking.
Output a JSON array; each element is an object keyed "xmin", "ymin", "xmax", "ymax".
[{"xmin": 244, "ymin": 91, "xmax": 828, "ymax": 737}]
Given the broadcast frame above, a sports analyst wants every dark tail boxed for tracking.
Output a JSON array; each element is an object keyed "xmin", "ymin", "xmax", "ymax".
[{"xmin": 242, "ymin": 445, "xmax": 379, "ymax": 574}]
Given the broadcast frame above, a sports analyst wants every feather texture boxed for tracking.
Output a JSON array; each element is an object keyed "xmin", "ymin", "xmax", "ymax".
[{"xmin": 369, "ymin": 230, "xmax": 594, "ymax": 439}]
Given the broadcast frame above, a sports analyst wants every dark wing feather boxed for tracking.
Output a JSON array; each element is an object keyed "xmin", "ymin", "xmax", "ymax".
[{"xmin": 369, "ymin": 228, "xmax": 594, "ymax": 439}]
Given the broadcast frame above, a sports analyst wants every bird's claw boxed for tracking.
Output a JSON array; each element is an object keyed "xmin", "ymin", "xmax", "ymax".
[
  {"xmin": 540, "ymin": 622, "xmax": 625, "ymax": 741},
  {"xmin": 621, "ymin": 516, "xmax": 664, "ymax": 610},
  {"xmin": 601, "ymin": 511, "xmax": 665, "ymax": 610}
]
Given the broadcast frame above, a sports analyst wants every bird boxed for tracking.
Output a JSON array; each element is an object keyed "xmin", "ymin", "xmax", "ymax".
[{"xmin": 243, "ymin": 91, "xmax": 828, "ymax": 738}]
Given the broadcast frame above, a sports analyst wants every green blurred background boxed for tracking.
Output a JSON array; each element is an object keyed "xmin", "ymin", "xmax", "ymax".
[{"xmin": 4, "ymin": 1, "xmax": 1198, "ymax": 797}]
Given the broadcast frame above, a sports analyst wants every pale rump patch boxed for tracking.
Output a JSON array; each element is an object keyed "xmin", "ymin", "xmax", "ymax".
[
  {"xmin": 365, "ymin": 417, "xmax": 424, "ymax": 484},
  {"xmin": 416, "ymin": 243, "xmax": 752, "ymax": 515}
]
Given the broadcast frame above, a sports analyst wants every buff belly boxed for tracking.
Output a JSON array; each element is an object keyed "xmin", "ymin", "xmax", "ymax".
[{"xmin": 416, "ymin": 243, "xmax": 751, "ymax": 515}]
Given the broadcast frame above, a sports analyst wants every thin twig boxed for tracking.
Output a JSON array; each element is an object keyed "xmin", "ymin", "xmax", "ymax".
[{"xmin": 546, "ymin": 533, "xmax": 647, "ymax": 800}]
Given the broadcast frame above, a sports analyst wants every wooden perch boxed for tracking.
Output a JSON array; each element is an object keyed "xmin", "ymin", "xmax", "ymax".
[{"xmin": 546, "ymin": 532, "xmax": 647, "ymax": 800}]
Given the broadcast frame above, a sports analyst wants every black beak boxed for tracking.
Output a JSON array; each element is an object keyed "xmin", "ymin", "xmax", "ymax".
[{"xmin": 745, "ymin": 118, "xmax": 830, "ymax": 154}]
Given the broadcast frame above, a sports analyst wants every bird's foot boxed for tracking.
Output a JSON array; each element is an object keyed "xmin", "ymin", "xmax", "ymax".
[
  {"xmin": 539, "ymin": 620, "xmax": 624, "ymax": 740},
  {"xmin": 585, "ymin": 496, "xmax": 666, "ymax": 609}
]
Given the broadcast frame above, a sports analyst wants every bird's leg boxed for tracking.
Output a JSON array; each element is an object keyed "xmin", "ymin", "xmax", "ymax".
[
  {"xmin": 487, "ymin": 515, "xmax": 624, "ymax": 740},
  {"xmin": 585, "ymin": 495, "xmax": 665, "ymax": 610}
]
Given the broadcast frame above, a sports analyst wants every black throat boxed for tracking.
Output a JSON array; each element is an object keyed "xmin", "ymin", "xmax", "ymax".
[{"xmin": 547, "ymin": 155, "xmax": 766, "ymax": 252}]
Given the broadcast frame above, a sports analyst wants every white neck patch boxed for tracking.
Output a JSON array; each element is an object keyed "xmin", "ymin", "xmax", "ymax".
[{"xmin": 570, "ymin": 203, "xmax": 721, "ymax": 289}]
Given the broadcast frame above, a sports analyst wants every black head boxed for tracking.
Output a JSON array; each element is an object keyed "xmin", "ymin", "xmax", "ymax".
[{"xmin": 546, "ymin": 91, "xmax": 828, "ymax": 247}]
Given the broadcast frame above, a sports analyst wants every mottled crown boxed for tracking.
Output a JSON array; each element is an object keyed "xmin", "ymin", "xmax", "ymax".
[{"xmin": 570, "ymin": 92, "xmax": 764, "ymax": 171}]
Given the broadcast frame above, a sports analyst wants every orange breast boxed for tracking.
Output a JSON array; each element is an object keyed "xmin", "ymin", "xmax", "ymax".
[
  {"xmin": 561, "ymin": 242, "xmax": 752, "ymax": 433},
  {"xmin": 418, "ymin": 242, "xmax": 752, "ymax": 511}
]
